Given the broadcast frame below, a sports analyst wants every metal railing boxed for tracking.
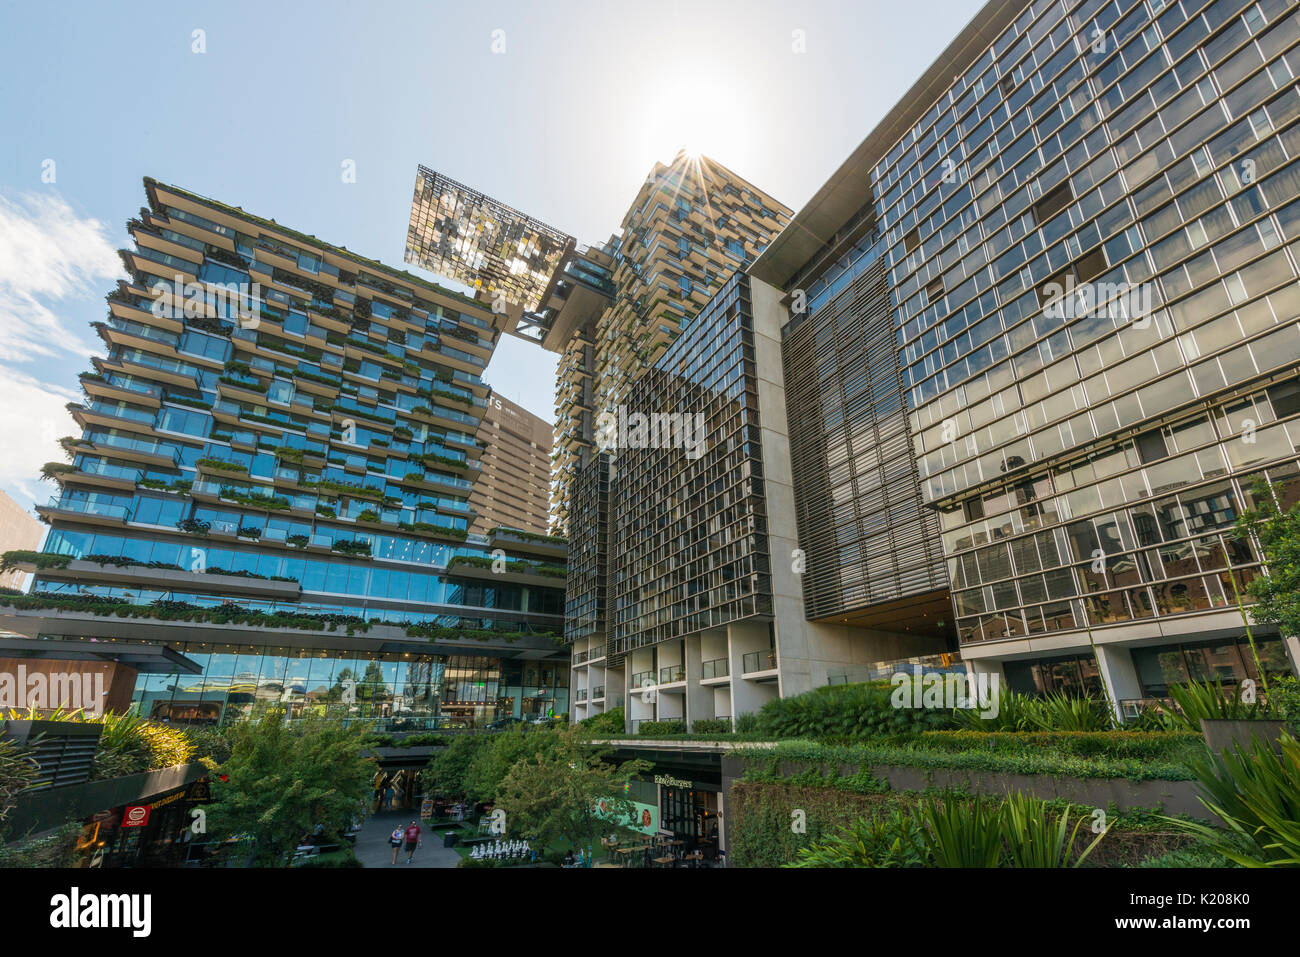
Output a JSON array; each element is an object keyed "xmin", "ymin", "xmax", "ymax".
[
  {"xmin": 658, "ymin": 666, "xmax": 685, "ymax": 684},
  {"xmin": 742, "ymin": 650, "xmax": 777, "ymax": 674},
  {"xmin": 701, "ymin": 657, "xmax": 728, "ymax": 679}
]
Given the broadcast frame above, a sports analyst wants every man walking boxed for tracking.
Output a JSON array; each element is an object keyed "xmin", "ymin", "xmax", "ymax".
[{"xmin": 403, "ymin": 820, "xmax": 422, "ymax": 864}]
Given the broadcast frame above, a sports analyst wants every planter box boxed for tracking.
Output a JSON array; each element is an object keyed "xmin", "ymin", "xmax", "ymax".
[{"xmin": 1199, "ymin": 718, "xmax": 1287, "ymax": 755}]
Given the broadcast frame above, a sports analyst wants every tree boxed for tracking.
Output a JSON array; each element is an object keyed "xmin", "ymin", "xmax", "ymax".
[
  {"xmin": 494, "ymin": 726, "xmax": 650, "ymax": 855},
  {"xmin": 419, "ymin": 732, "xmax": 478, "ymax": 799},
  {"xmin": 202, "ymin": 709, "xmax": 373, "ymax": 866},
  {"xmin": 462, "ymin": 726, "xmax": 565, "ymax": 804},
  {"xmin": 1233, "ymin": 479, "xmax": 1300, "ymax": 691}
]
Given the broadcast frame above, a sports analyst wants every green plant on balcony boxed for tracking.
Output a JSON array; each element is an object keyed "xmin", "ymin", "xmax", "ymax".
[
  {"xmin": 176, "ymin": 518, "xmax": 211, "ymax": 536},
  {"xmin": 0, "ymin": 591, "xmax": 370, "ymax": 635},
  {"xmin": 392, "ymin": 426, "xmax": 413, "ymax": 440},
  {"xmin": 420, "ymin": 452, "xmax": 462, "ymax": 469},
  {"xmin": 237, "ymin": 526, "xmax": 262, "ymax": 539},
  {"xmin": 315, "ymin": 505, "xmax": 337, "ymax": 518},
  {"xmin": 489, "ymin": 526, "xmax": 568, "ymax": 546},
  {"xmin": 330, "ymin": 540, "xmax": 371, "ymax": 557},
  {"xmin": 275, "ymin": 447, "xmax": 307, "ymax": 463},
  {"xmin": 39, "ymin": 462, "xmax": 76, "ymax": 481},
  {"xmin": 218, "ymin": 487, "xmax": 291, "ymax": 511},
  {"xmin": 196, "ymin": 457, "xmax": 249, "ymax": 474},
  {"xmin": 0, "ymin": 551, "xmax": 72, "ymax": 574},
  {"xmin": 356, "ymin": 509, "xmax": 380, "ymax": 523},
  {"xmin": 287, "ymin": 534, "xmax": 309, "ymax": 548},
  {"xmin": 58, "ymin": 436, "xmax": 91, "ymax": 457},
  {"xmin": 398, "ymin": 522, "xmax": 467, "ymax": 542}
]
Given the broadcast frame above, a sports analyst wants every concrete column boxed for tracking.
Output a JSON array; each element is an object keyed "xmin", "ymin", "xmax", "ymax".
[
  {"xmin": 1094, "ymin": 644, "xmax": 1143, "ymax": 725},
  {"xmin": 1284, "ymin": 635, "xmax": 1300, "ymax": 677},
  {"xmin": 684, "ymin": 634, "xmax": 706, "ymax": 731}
]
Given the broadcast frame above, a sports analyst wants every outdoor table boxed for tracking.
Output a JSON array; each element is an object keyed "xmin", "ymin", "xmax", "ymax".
[
  {"xmin": 651, "ymin": 855, "xmax": 675, "ymax": 868},
  {"xmin": 680, "ymin": 851, "xmax": 704, "ymax": 868}
]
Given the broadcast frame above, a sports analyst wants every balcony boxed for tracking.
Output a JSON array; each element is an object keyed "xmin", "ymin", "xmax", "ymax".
[
  {"xmin": 575, "ymin": 689, "xmax": 588, "ymax": 702},
  {"xmin": 700, "ymin": 657, "xmax": 729, "ymax": 681},
  {"xmin": 37, "ymin": 497, "xmax": 130, "ymax": 527},
  {"xmin": 591, "ymin": 685, "xmax": 605, "ymax": 700},
  {"xmin": 742, "ymin": 650, "xmax": 778, "ymax": 679},
  {"xmin": 629, "ymin": 669, "xmax": 655, "ymax": 691},
  {"xmin": 658, "ymin": 665, "xmax": 685, "ymax": 684}
]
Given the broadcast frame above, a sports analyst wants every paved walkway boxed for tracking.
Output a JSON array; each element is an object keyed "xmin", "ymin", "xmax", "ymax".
[{"xmin": 353, "ymin": 810, "xmax": 462, "ymax": 868}]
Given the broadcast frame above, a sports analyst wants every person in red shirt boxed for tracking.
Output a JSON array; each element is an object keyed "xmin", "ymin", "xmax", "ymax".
[{"xmin": 403, "ymin": 821, "xmax": 422, "ymax": 863}]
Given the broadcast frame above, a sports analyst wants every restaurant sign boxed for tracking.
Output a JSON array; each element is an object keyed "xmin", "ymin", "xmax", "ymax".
[{"xmin": 653, "ymin": 774, "xmax": 692, "ymax": 789}]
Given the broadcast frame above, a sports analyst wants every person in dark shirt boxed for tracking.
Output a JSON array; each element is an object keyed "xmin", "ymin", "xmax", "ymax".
[{"xmin": 403, "ymin": 821, "xmax": 422, "ymax": 863}]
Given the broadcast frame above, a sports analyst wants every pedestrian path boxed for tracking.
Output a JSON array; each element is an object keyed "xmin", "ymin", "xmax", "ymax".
[{"xmin": 353, "ymin": 810, "xmax": 462, "ymax": 868}]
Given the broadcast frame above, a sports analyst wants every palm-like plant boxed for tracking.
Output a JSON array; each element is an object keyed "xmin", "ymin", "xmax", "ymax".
[
  {"xmin": 1164, "ymin": 679, "xmax": 1269, "ymax": 731},
  {"xmin": 1166, "ymin": 732, "xmax": 1300, "ymax": 867},
  {"xmin": 1001, "ymin": 793, "xmax": 1110, "ymax": 867},
  {"xmin": 1026, "ymin": 691, "xmax": 1114, "ymax": 732},
  {"xmin": 951, "ymin": 688, "xmax": 1036, "ymax": 731},
  {"xmin": 917, "ymin": 795, "xmax": 1004, "ymax": 867}
]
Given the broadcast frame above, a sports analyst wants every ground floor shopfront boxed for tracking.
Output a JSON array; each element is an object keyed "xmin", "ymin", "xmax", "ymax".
[
  {"xmin": 74, "ymin": 776, "xmax": 214, "ymax": 868},
  {"xmin": 964, "ymin": 615, "xmax": 1299, "ymax": 719},
  {"xmin": 130, "ymin": 642, "xmax": 569, "ymax": 730},
  {"xmin": 609, "ymin": 743, "xmax": 729, "ymax": 861}
]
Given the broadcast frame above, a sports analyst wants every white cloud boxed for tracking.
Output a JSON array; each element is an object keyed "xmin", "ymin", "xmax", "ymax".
[
  {"xmin": 0, "ymin": 192, "xmax": 124, "ymax": 362},
  {"xmin": 0, "ymin": 371, "xmax": 81, "ymax": 511}
]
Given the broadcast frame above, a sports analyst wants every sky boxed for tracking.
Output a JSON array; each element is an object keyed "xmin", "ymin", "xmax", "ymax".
[{"xmin": 0, "ymin": 0, "xmax": 983, "ymax": 511}]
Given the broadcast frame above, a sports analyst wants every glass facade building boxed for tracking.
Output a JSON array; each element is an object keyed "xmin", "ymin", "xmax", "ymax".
[
  {"xmin": 755, "ymin": 0, "xmax": 1300, "ymax": 705},
  {"xmin": 4, "ymin": 178, "xmax": 567, "ymax": 729}
]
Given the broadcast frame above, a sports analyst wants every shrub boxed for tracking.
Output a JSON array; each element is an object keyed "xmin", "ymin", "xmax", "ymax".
[
  {"xmin": 1269, "ymin": 676, "xmax": 1300, "ymax": 736},
  {"xmin": 920, "ymin": 730, "xmax": 1203, "ymax": 763},
  {"xmin": 734, "ymin": 713, "xmax": 760, "ymax": 733},
  {"xmin": 184, "ymin": 726, "xmax": 233, "ymax": 765},
  {"xmin": 577, "ymin": 706, "xmax": 624, "ymax": 736},
  {"xmin": 637, "ymin": 720, "xmax": 686, "ymax": 736},
  {"xmin": 788, "ymin": 808, "xmax": 928, "ymax": 868},
  {"xmin": 0, "ymin": 821, "xmax": 82, "ymax": 868},
  {"xmin": 92, "ymin": 712, "xmax": 197, "ymax": 780},
  {"xmin": 692, "ymin": 718, "xmax": 731, "ymax": 735},
  {"xmin": 757, "ymin": 680, "xmax": 954, "ymax": 740}
]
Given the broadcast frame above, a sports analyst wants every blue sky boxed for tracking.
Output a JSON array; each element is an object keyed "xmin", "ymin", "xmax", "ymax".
[{"xmin": 0, "ymin": 0, "xmax": 982, "ymax": 510}]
